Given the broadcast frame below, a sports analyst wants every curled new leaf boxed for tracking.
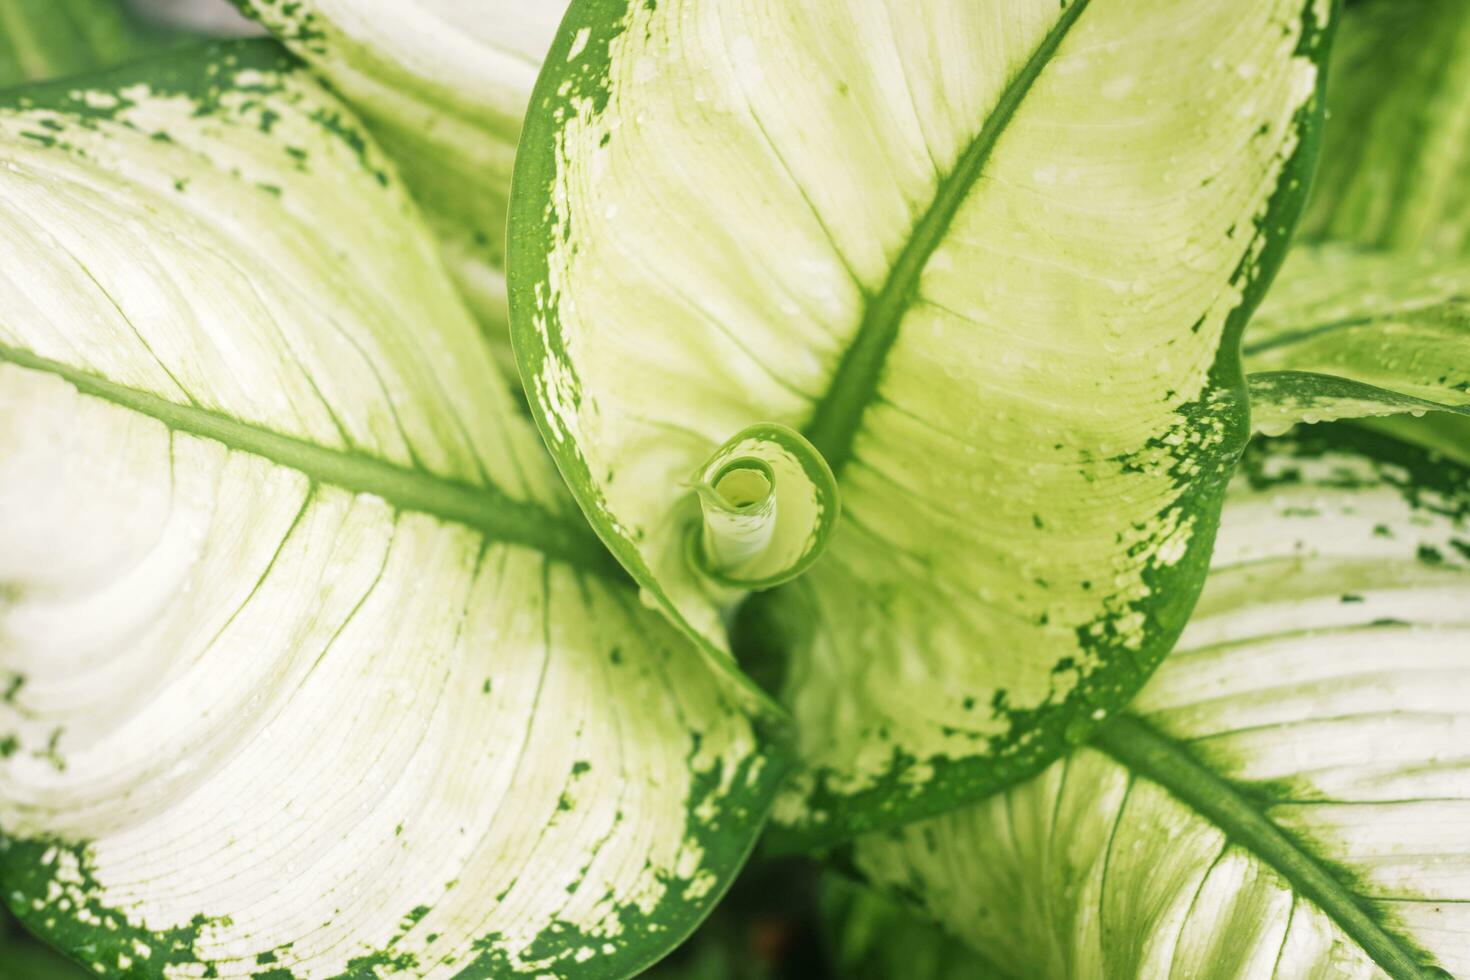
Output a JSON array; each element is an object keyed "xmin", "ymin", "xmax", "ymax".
[{"xmin": 691, "ymin": 424, "xmax": 839, "ymax": 590}]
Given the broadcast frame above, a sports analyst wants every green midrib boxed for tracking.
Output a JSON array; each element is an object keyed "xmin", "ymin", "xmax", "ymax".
[
  {"xmin": 0, "ymin": 342, "xmax": 622, "ymax": 577},
  {"xmin": 1097, "ymin": 714, "xmax": 1436, "ymax": 980},
  {"xmin": 800, "ymin": 0, "xmax": 1092, "ymax": 475}
]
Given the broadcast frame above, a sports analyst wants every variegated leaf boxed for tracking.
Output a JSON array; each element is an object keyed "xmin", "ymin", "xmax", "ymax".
[
  {"xmin": 0, "ymin": 42, "xmax": 784, "ymax": 979},
  {"xmin": 510, "ymin": 0, "xmax": 1334, "ymax": 845}
]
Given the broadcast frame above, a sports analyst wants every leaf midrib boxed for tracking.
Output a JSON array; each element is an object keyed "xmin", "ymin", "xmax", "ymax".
[
  {"xmin": 1097, "ymin": 714, "xmax": 1435, "ymax": 980},
  {"xmin": 0, "ymin": 342, "xmax": 623, "ymax": 578},
  {"xmin": 800, "ymin": 0, "xmax": 1092, "ymax": 475}
]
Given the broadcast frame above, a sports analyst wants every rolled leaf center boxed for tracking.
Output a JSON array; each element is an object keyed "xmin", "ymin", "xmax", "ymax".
[
  {"xmin": 698, "ymin": 460, "xmax": 778, "ymax": 570},
  {"xmin": 687, "ymin": 423, "xmax": 840, "ymax": 590}
]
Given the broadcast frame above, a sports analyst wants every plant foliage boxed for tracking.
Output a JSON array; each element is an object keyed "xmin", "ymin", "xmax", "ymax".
[{"xmin": 2, "ymin": 0, "xmax": 1469, "ymax": 978}]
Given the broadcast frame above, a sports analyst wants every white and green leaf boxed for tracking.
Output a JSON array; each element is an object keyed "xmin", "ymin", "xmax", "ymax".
[
  {"xmin": 1299, "ymin": 0, "xmax": 1470, "ymax": 256},
  {"xmin": 0, "ymin": 42, "xmax": 786, "ymax": 978},
  {"xmin": 230, "ymin": 0, "xmax": 572, "ymax": 372},
  {"xmin": 509, "ymin": 0, "xmax": 1335, "ymax": 845},
  {"xmin": 1246, "ymin": 244, "xmax": 1470, "ymax": 433},
  {"xmin": 853, "ymin": 427, "xmax": 1470, "ymax": 979}
]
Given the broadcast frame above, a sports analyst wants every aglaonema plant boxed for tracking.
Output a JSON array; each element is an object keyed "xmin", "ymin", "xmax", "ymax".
[{"xmin": 1, "ymin": 0, "xmax": 1468, "ymax": 977}]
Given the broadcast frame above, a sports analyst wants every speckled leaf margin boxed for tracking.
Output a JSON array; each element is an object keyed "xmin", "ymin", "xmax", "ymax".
[{"xmin": 230, "ymin": 0, "xmax": 573, "ymax": 378}]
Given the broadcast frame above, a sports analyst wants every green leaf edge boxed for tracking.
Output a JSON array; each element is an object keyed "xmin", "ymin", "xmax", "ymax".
[
  {"xmin": 2, "ymin": 752, "xmax": 788, "ymax": 980},
  {"xmin": 847, "ymin": 424, "xmax": 1464, "ymax": 980},
  {"xmin": 506, "ymin": 0, "xmax": 790, "ymax": 722},
  {"xmin": 768, "ymin": 0, "xmax": 1340, "ymax": 850},
  {"xmin": 1086, "ymin": 423, "xmax": 1470, "ymax": 980}
]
